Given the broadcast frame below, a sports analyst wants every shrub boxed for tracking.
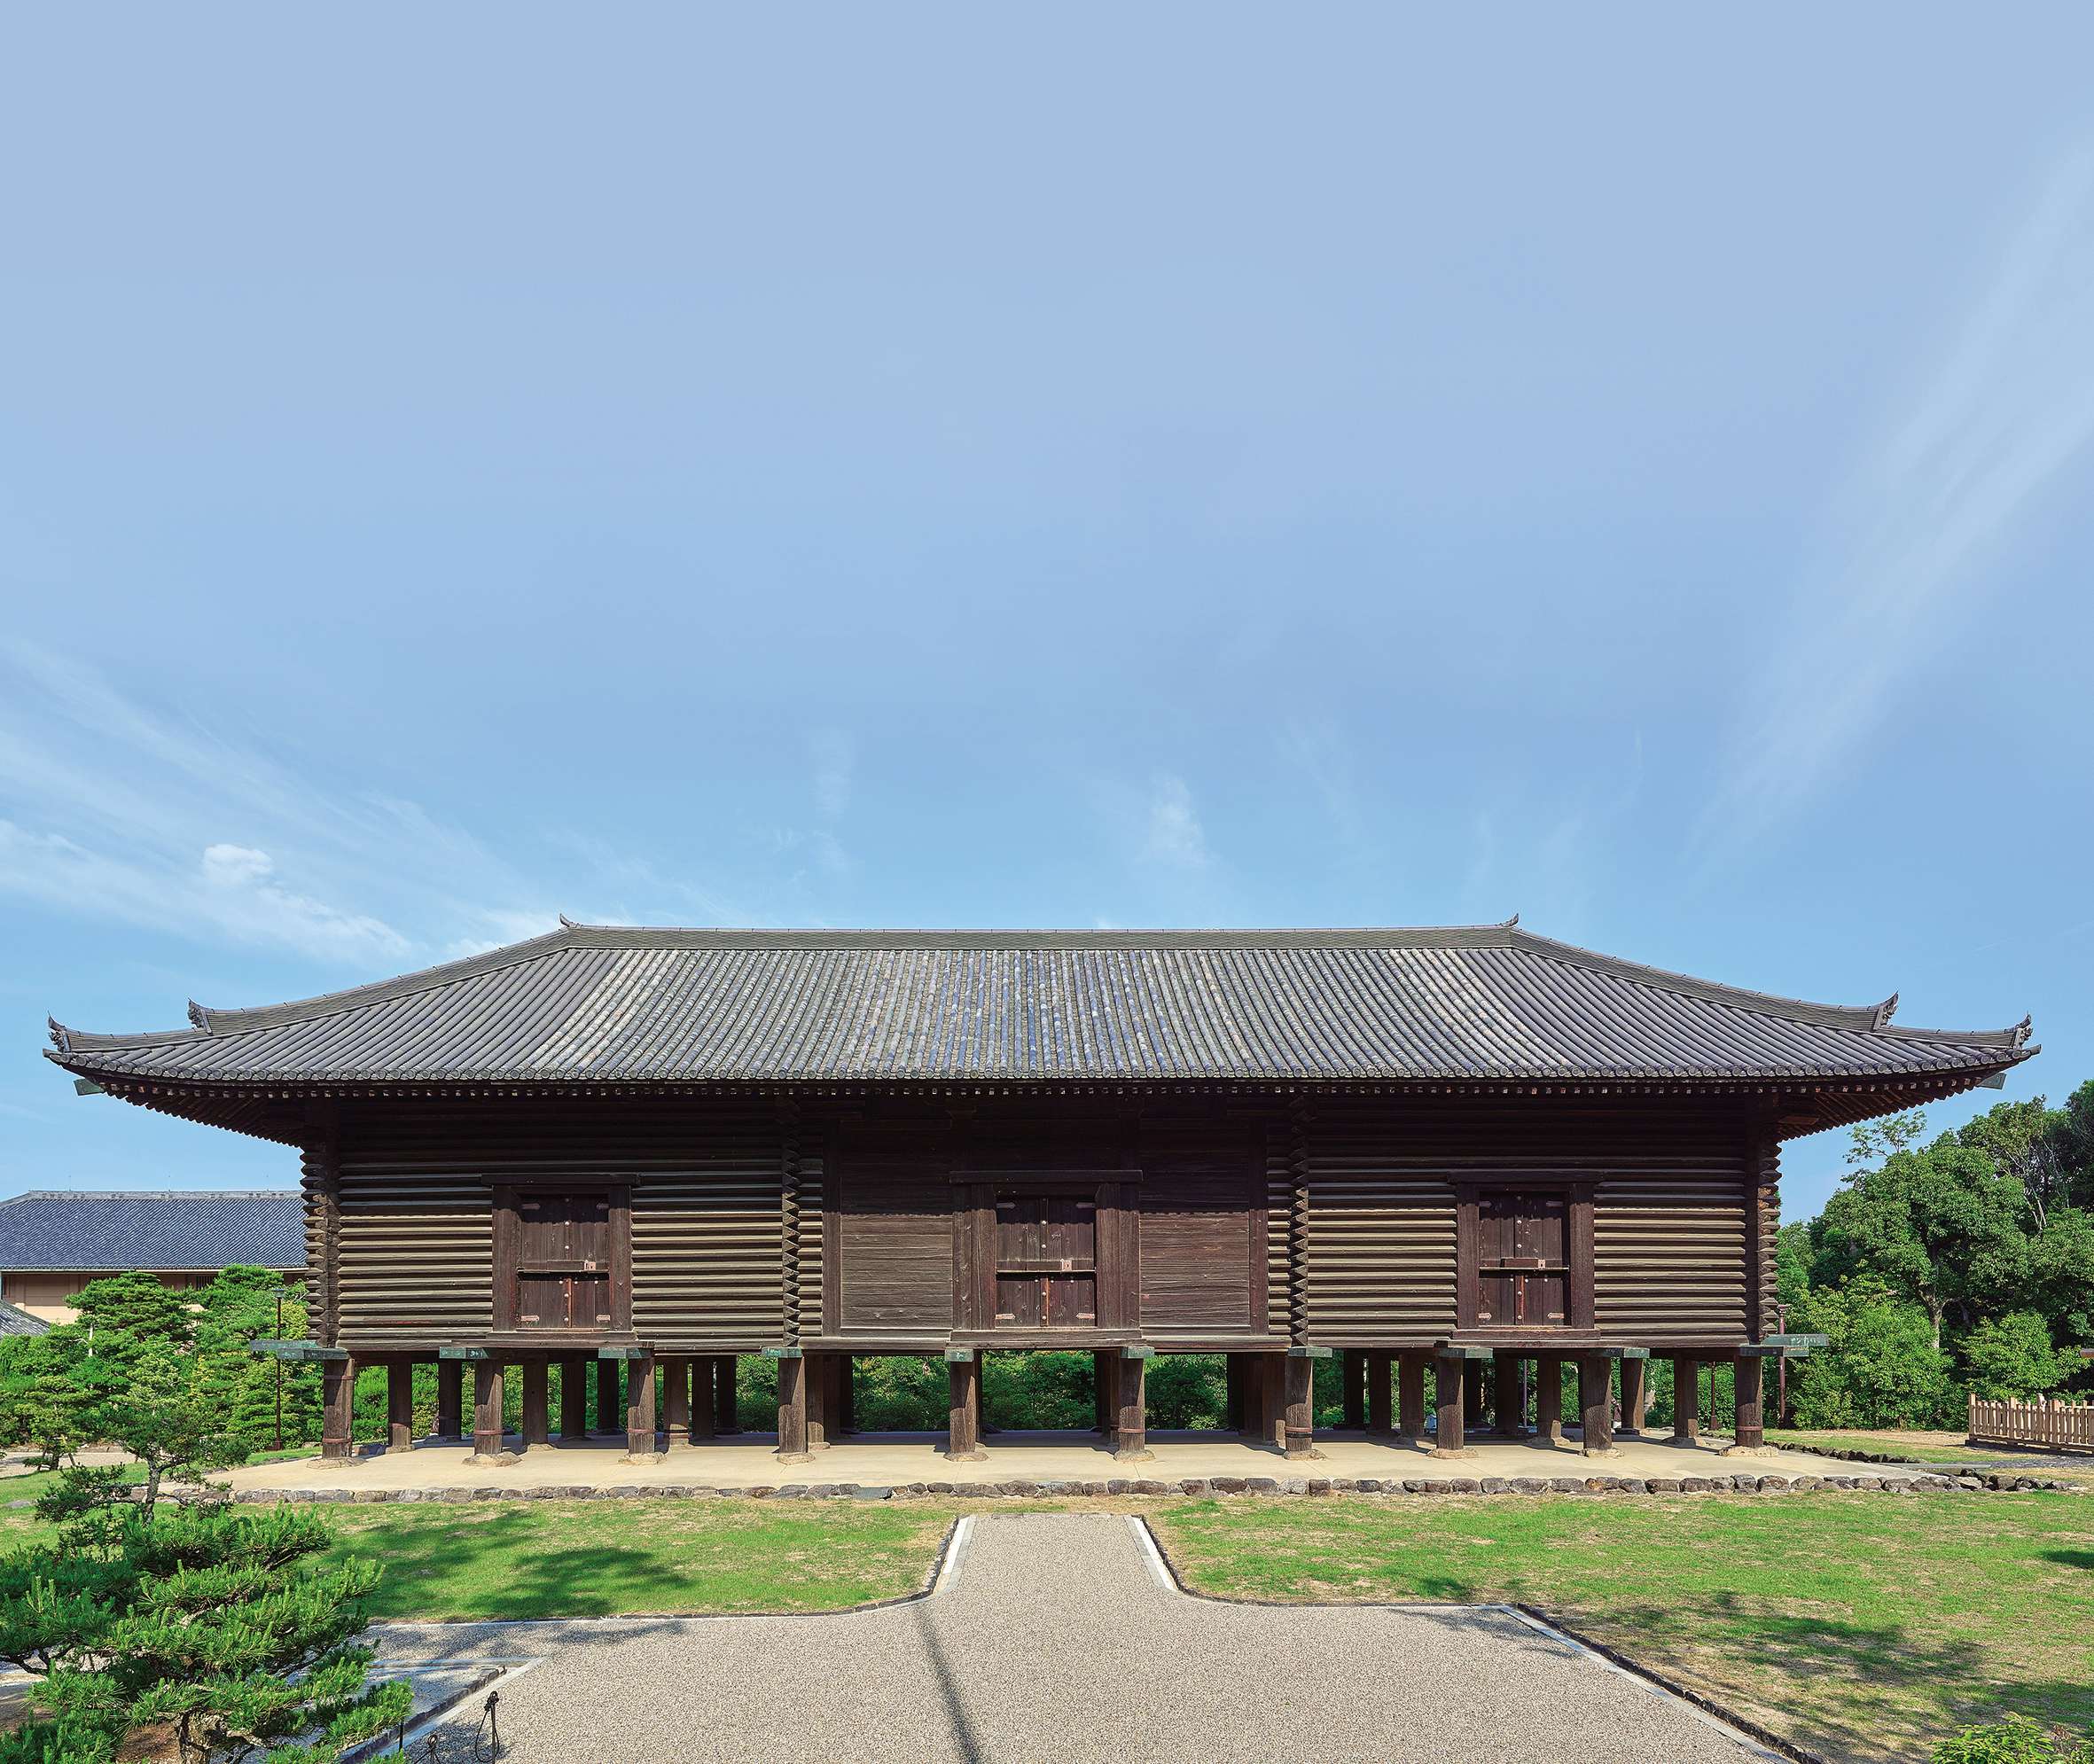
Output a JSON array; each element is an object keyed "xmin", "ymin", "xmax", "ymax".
[{"xmin": 1932, "ymin": 1713, "xmax": 2094, "ymax": 1763}]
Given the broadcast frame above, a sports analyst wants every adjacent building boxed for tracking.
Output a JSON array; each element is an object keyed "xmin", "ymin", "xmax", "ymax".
[
  {"xmin": 0, "ymin": 1190, "xmax": 303, "ymax": 1323},
  {"xmin": 43, "ymin": 921, "xmax": 2032, "ymax": 1461}
]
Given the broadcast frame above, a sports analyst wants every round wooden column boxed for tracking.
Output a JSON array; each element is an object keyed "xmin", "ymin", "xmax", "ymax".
[
  {"xmin": 559, "ymin": 1354, "xmax": 590, "ymax": 1440},
  {"xmin": 1431, "ymin": 1351, "xmax": 1474, "ymax": 1458},
  {"xmin": 1367, "ymin": 1351, "xmax": 1394, "ymax": 1438},
  {"xmin": 435, "ymin": 1358, "xmax": 464, "ymax": 1440},
  {"xmin": 945, "ymin": 1349, "xmax": 986, "ymax": 1461},
  {"xmin": 1669, "ymin": 1356, "xmax": 1700, "ymax": 1445},
  {"xmin": 1535, "ymin": 1354, "xmax": 1564, "ymax": 1442},
  {"xmin": 386, "ymin": 1356, "xmax": 415, "ymax": 1453},
  {"xmin": 595, "ymin": 1358, "xmax": 621, "ymax": 1435},
  {"xmin": 520, "ymin": 1360, "xmax": 551, "ymax": 1449},
  {"xmin": 1395, "ymin": 1352, "xmax": 1426, "ymax": 1442},
  {"xmin": 1282, "ymin": 1354, "xmax": 1317, "ymax": 1460},
  {"xmin": 1114, "ymin": 1349, "xmax": 1152, "ymax": 1462},
  {"xmin": 471, "ymin": 1360, "xmax": 505, "ymax": 1460},
  {"xmin": 322, "ymin": 1353, "xmax": 356, "ymax": 1461},
  {"xmin": 1579, "ymin": 1354, "xmax": 1620, "ymax": 1457}
]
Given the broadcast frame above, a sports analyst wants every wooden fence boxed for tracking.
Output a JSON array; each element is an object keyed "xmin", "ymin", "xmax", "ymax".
[{"xmin": 1967, "ymin": 1394, "xmax": 2094, "ymax": 1454}]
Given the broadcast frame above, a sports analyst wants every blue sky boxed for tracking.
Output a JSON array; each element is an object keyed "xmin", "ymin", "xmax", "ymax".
[{"xmin": 4, "ymin": 8, "xmax": 2091, "ymax": 1222}]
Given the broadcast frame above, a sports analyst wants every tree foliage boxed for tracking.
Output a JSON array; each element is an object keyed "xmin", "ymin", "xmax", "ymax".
[
  {"xmin": 0, "ymin": 1409, "xmax": 408, "ymax": 1763},
  {"xmin": 1782, "ymin": 1087, "xmax": 2094, "ymax": 1428}
]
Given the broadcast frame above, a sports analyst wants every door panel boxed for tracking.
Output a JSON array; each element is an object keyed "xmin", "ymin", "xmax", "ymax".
[
  {"xmin": 993, "ymin": 1192, "xmax": 1098, "ymax": 1330},
  {"xmin": 512, "ymin": 1191, "xmax": 615, "ymax": 1331},
  {"xmin": 1475, "ymin": 1189, "xmax": 1569, "ymax": 1327}
]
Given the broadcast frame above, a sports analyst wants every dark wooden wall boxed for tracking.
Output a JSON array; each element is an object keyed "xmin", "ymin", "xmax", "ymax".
[{"xmin": 310, "ymin": 1091, "xmax": 1777, "ymax": 1354}]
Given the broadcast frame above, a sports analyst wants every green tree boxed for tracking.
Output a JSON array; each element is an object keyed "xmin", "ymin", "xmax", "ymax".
[
  {"xmin": 1785, "ymin": 1276, "xmax": 1957, "ymax": 1428},
  {"xmin": 1958, "ymin": 1309, "xmax": 2081, "ymax": 1401},
  {"xmin": 0, "ymin": 1471, "xmax": 409, "ymax": 1764},
  {"xmin": 1812, "ymin": 1136, "xmax": 2033, "ymax": 1349},
  {"xmin": 72, "ymin": 1273, "xmax": 192, "ymax": 1361}
]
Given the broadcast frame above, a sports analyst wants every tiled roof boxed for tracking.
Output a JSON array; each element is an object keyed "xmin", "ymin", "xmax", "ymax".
[
  {"xmin": 43, "ymin": 922, "xmax": 2034, "ymax": 1088},
  {"xmin": 0, "ymin": 1300, "xmax": 50, "ymax": 1337},
  {"xmin": 0, "ymin": 1191, "xmax": 304, "ymax": 1271}
]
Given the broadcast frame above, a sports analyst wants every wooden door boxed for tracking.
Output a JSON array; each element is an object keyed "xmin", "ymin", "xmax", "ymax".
[
  {"xmin": 993, "ymin": 1193, "xmax": 1098, "ymax": 1328},
  {"xmin": 1475, "ymin": 1189, "xmax": 1568, "ymax": 1327},
  {"xmin": 514, "ymin": 1191, "xmax": 614, "ymax": 1330}
]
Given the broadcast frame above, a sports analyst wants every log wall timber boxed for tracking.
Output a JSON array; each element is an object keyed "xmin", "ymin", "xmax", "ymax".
[
  {"xmin": 336, "ymin": 1174, "xmax": 493, "ymax": 1346},
  {"xmin": 300, "ymin": 1092, "xmax": 1782, "ymax": 1358},
  {"xmin": 1592, "ymin": 1161, "xmax": 1749, "ymax": 1343},
  {"xmin": 630, "ymin": 1115, "xmax": 786, "ymax": 1349}
]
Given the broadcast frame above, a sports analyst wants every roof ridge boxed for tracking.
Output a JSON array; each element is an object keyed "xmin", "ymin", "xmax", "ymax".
[
  {"xmin": 51, "ymin": 920, "xmax": 1529, "ymax": 1049},
  {"xmin": 42, "ymin": 919, "xmax": 2034, "ymax": 1059}
]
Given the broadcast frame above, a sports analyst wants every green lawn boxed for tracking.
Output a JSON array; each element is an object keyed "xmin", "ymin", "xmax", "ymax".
[
  {"xmin": 322, "ymin": 1500, "xmax": 951, "ymax": 1618},
  {"xmin": 1147, "ymin": 1492, "xmax": 2094, "ymax": 1764}
]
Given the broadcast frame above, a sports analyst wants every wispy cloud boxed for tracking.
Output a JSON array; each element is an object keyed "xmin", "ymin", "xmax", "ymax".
[
  {"xmin": 1706, "ymin": 145, "xmax": 2094, "ymax": 851},
  {"xmin": 0, "ymin": 640, "xmax": 666, "ymax": 971},
  {"xmin": 1140, "ymin": 773, "xmax": 1211, "ymax": 869}
]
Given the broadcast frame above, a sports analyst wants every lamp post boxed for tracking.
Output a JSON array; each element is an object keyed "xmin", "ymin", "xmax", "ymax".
[{"xmin": 274, "ymin": 1290, "xmax": 285, "ymax": 1452}]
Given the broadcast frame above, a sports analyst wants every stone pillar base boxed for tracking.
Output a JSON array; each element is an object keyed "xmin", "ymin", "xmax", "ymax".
[
  {"xmin": 943, "ymin": 1448, "xmax": 988, "ymax": 1463},
  {"xmin": 774, "ymin": 1451, "xmax": 814, "ymax": 1466},
  {"xmin": 1721, "ymin": 1443, "xmax": 1782, "ymax": 1458},
  {"xmin": 1429, "ymin": 1447, "xmax": 1477, "ymax": 1460},
  {"xmin": 1581, "ymin": 1446, "xmax": 1624, "ymax": 1461},
  {"xmin": 464, "ymin": 1451, "xmax": 519, "ymax": 1468},
  {"xmin": 1113, "ymin": 1447, "xmax": 1156, "ymax": 1463},
  {"xmin": 1283, "ymin": 1446, "xmax": 1325, "ymax": 1461},
  {"xmin": 621, "ymin": 1451, "xmax": 664, "ymax": 1466}
]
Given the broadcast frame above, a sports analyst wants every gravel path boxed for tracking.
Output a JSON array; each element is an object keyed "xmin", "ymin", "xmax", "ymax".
[{"xmin": 376, "ymin": 1512, "xmax": 1771, "ymax": 1763}]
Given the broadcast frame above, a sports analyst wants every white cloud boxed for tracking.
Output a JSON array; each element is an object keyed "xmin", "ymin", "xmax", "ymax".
[
  {"xmin": 1142, "ymin": 773, "xmax": 1211, "ymax": 869},
  {"xmin": 1707, "ymin": 144, "xmax": 2094, "ymax": 850}
]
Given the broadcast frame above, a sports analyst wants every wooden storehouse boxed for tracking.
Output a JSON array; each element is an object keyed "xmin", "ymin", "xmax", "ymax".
[{"xmin": 44, "ymin": 922, "xmax": 2033, "ymax": 1464}]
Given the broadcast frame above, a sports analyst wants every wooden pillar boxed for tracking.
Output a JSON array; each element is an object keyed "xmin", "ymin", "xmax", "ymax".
[
  {"xmin": 715, "ymin": 1355, "xmax": 739, "ymax": 1433},
  {"xmin": 1432, "ymin": 1353, "xmax": 1472, "ymax": 1457},
  {"xmin": 664, "ymin": 1355, "xmax": 691, "ymax": 1448},
  {"xmin": 689, "ymin": 1352, "xmax": 716, "ymax": 1440},
  {"xmin": 624, "ymin": 1354, "xmax": 657, "ymax": 1458},
  {"xmin": 472, "ymin": 1360, "xmax": 504, "ymax": 1458},
  {"xmin": 770, "ymin": 1354, "xmax": 805, "ymax": 1460},
  {"xmin": 521, "ymin": 1360, "xmax": 551, "ymax": 1449},
  {"xmin": 1670, "ymin": 1356, "xmax": 1700, "ymax": 1445},
  {"xmin": 1093, "ymin": 1351, "xmax": 1116, "ymax": 1436},
  {"xmin": 1342, "ymin": 1350, "xmax": 1366, "ymax": 1430},
  {"xmin": 806, "ymin": 1351, "xmax": 830, "ymax": 1450},
  {"xmin": 1733, "ymin": 1354, "xmax": 1765, "ymax": 1449},
  {"xmin": 1367, "ymin": 1351, "xmax": 1394, "ymax": 1437},
  {"xmin": 1234, "ymin": 1355, "xmax": 1261, "ymax": 1441},
  {"xmin": 1493, "ymin": 1351, "xmax": 1526, "ymax": 1438},
  {"xmin": 435, "ymin": 1359, "xmax": 463, "ymax": 1440},
  {"xmin": 1283, "ymin": 1354, "xmax": 1316, "ymax": 1459},
  {"xmin": 387, "ymin": 1357, "xmax": 414, "ymax": 1453},
  {"xmin": 1619, "ymin": 1356, "xmax": 1647, "ymax": 1437},
  {"xmin": 559, "ymin": 1355, "xmax": 588, "ymax": 1440},
  {"xmin": 1114, "ymin": 1353, "xmax": 1150, "ymax": 1461},
  {"xmin": 1535, "ymin": 1353, "xmax": 1564, "ymax": 1443},
  {"xmin": 804, "ymin": 1355, "xmax": 829, "ymax": 1448},
  {"xmin": 596, "ymin": 1358, "xmax": 621, "ymax": 1435},
  {"xmin": 1464, "ymin": 1358, "xmax": 1488, "ymax": 1432},
  {"xmin": 1580, "ymin": 1354, "xmax": 1617, "ymax": 1456},
  {"xmin": 322, "ymin": 1354, "xmax": 356, "ymax": 1460},
  {"xmin": 945, "ymin": 1351, "xmax": 984, "ymax": 1461},
  {"xmin": 1396, "ymin": 1352, "xmax": 1426, "ymax": 1442}
]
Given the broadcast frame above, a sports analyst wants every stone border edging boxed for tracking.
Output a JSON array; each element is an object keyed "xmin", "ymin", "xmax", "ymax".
[
  {"xmin": 217, "ymin": 1467, "xmax": 2085, "ymax": 1504},
  {"xmin": 1504, "ymin": 1603, "xmax": 1832, "ymax": 1764}
]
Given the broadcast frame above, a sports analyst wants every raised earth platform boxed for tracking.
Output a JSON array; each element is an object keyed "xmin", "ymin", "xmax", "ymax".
[{"xmin": 220, "ymin": 1428, "xmax": 1847, "ymax": 1496}]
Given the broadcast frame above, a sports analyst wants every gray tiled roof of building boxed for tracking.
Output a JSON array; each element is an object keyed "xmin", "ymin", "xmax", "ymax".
[
  {"xmin": 43, "ymin": 921, "xmax": 2033, "ymax": 1086},
  {"xmin": 0, "ymin": 1300, "xmax": 50, "ymax": 1336},
  {"xmin": 0, "ymin": 1191, "xmax": 304, "ymax": 1272}
]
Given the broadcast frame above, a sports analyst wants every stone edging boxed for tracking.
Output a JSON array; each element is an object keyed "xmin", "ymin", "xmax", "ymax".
[{"xmin": 216, "ymin": 1467, "xmax": 2085, "ymax": 1504}]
